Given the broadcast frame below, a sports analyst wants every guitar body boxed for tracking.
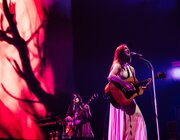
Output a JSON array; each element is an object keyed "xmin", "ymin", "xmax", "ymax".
[
  {"xmin": 65, "ymin": 120, "xmax": 79, "ymax": 137},
  {"xmin": 65, "ymin": 121, "xmax": 74, "ymax": 137},
  {"xmin": 104, "ymin": 77, "xmax": 144, "ymax": 108}
]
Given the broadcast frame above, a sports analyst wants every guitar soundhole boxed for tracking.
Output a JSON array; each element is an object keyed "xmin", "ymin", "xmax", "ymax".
[{"xmin": 125, "ymin": 90, "xmax": 134, "ymax": 99}]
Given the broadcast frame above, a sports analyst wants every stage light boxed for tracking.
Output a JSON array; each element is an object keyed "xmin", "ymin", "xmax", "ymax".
[
  {"xmin": 170, "ymin": 67, "xmax": 180, "ymax": 80},
  {"xmin": 165, "ymin": 61, "xmax": 180, "ymax": 81}
]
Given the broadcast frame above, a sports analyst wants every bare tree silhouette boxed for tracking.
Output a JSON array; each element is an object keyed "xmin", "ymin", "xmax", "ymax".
[{"xmin": 0, "ymin": 0, "xmax": 55, "ymax": 113}]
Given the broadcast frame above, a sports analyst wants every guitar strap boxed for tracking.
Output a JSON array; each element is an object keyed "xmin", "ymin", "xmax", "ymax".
[
  {"xmin": 132, "ymin": 70, "xmax": 137, "ymax": 84},
  {"xmin": 126, "ymin": 66, "xmax": 130, "ymax": 78},
  {"xmin": 128, "ymin": 65, "xmax": 141, "ymax": 96},
  {"xmin": 127, "ymin": 65, "xmax": 136, "ymax": 84}
]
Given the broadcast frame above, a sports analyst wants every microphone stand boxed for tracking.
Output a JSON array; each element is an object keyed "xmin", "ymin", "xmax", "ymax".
[{"xmin": 139, "ymin": 56, "xmax": 160, "ymax": 140}]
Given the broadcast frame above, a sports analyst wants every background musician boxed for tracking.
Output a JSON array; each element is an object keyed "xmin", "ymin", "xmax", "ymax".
[{"xmin": 64, "ymin": 93, "xmax": 94, "ymax": 139}]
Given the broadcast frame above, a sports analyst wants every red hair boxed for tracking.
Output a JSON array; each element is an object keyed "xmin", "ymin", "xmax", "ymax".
[{"xmin": 114, "ymin": 44, "xmax": 127, "ymax": 61}]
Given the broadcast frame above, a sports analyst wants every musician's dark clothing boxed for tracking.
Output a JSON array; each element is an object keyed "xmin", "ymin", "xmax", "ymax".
[{"xmin": 65, "ymin": 95, "xmax": 94, "ymax": 139}]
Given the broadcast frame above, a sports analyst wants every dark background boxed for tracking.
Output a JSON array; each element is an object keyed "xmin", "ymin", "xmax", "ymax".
[{"xmin": 44, "ymin": 0, "xmax": 180, "ymax": 140}]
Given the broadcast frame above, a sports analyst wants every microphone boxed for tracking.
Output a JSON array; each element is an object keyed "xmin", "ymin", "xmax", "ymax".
[{"xmin": 130, "ymin": 51, "xmax": 143, "ymax": 57}]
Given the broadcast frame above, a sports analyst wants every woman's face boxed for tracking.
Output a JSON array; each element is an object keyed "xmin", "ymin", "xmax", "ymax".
[
  {"xmin": 124, "ymin": 46, "xmax": 130, "ymax": 57},
  {"xmin": 73, "ymin": 97, "xmax": 80, "ymax": 103},
  {"xmin": 119, "ymin": 46, "xmax": 131, "ymax": 63}
]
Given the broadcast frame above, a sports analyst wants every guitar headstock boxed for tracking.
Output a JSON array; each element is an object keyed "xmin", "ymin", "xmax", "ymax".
[
  {"xmin": 91, "ymin": 93, "xmax": 99, "ymax": 100},
  {"xmin": 88, "ymin": 93, "xmax": 99, "ymax": 103},
  {"xmin": 156, "ymin": 72, "xmax": 166, "ymax": 79}
]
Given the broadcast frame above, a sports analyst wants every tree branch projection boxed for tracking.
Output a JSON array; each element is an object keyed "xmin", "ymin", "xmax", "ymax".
[{"xmin": 0, "ymin": 0, "xmax": 54, "ymax": 112}]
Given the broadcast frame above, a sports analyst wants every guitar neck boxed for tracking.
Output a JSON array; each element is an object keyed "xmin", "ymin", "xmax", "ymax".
[
  {"xmin": 136, "ymin": 79, "xmax": 151, "ymax": 87},
  {"xmin": 135, "ymin": 72, "xmax": 165, "ymax": 87},
  {"xmin": 75, "ymin": 94, "xmax": 97, "ymax": 119}
]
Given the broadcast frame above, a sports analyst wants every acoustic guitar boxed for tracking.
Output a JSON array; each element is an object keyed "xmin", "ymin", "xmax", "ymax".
[{"xmin": 104, "ymin": 72, "xmax": 165, "ymax": 108}]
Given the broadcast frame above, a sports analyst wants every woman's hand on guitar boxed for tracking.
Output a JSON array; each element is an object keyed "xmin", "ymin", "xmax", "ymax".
[
  {"xmin": 124, "ymin": 83, "xmax": 134, "ymax": 91},
  {"xmin": 83, "ymin": 104, "xmax": 89, "ymax": 110},
  {"xmin": 65, "ymin": 116, "xmax": 73, "ymax": 122},
  {"xmin": 74, "ymin": 119, "xmax": 81, "ymax": 125}
]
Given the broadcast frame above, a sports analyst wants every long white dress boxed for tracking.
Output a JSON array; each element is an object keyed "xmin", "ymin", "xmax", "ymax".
[{"xmin": 108, "ymin": 64, "xmax": 147, "ymax": 140}]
